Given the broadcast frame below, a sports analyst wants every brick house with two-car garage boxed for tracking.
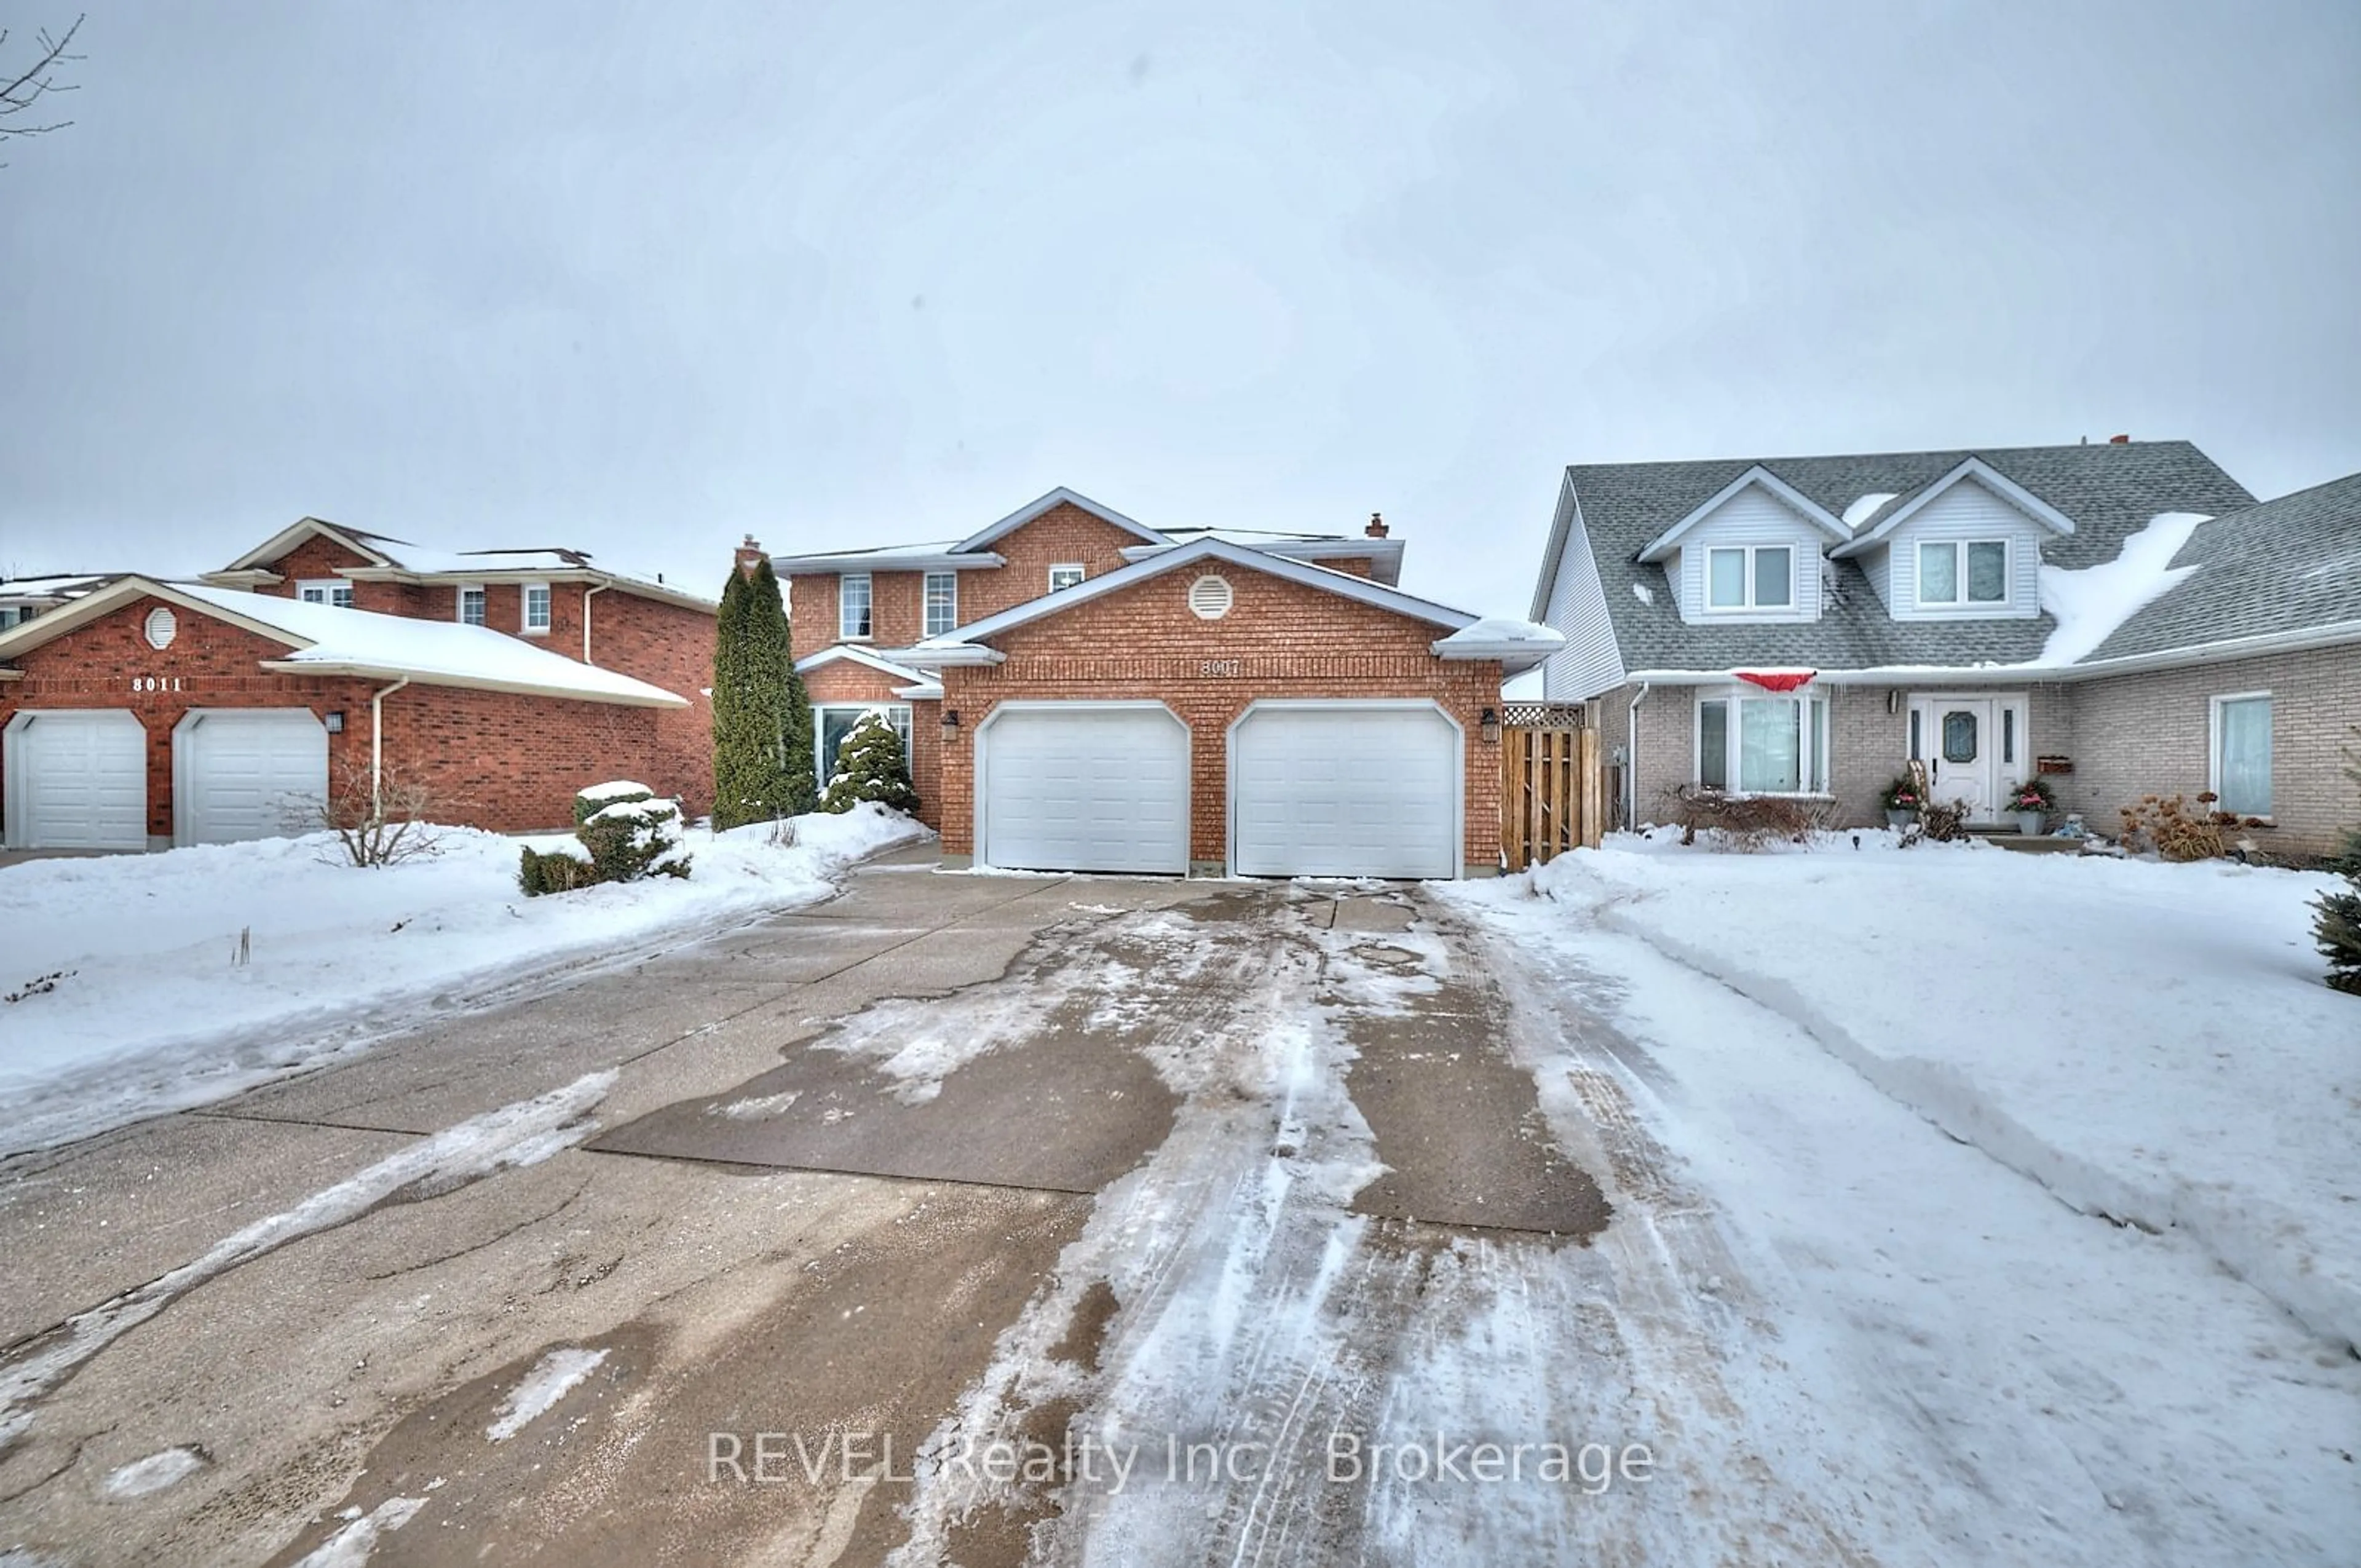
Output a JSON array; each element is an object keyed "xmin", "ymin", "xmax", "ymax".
[
  {"xmin": 0, "ymin": 518, "xmax": 715, "ymax": 850},
  {"xmin": 766, "ymin": 488, "xmax": 1559, "ymax": 878}
]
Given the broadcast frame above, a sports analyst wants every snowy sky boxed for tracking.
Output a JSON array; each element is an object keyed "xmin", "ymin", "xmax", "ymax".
[{"xmin": 2, "ymin": 1, "xmax": 2355, "ymax": 616}]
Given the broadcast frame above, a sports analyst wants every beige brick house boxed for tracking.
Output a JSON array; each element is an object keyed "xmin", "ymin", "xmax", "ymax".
[
  {"xmin": 765, "ymin": 488, "xmax": 1559, "ymax": 877},
  {"xmin": 1531, "ymin": 443, "xmax": 2361, "ymax": 858}
]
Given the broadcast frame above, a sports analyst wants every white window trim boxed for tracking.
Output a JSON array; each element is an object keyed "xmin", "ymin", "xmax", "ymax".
[
  {"xmin": 923, "ymin": 571, "xmax": 959, "ymax": 638},
  {"xmin": 839, "ymin": 572, "xmax": 874, "ymax": 642},
  {"xmin": 1693, "ymin": 686, "xmax": 1832, "ymax": 798},
  {"xmin": 298, "ymin": 579, "xmax": 355, "ymax": 609},
  {"xmin": 1048, "ymin": 563, "xmax": 1087, "ymax": 592},
  {"xmin": 1915, "ymin": 538, "xmax": 2012, "ymax": 609},
  {"xmin": 456, "ymin": 585, "xmax": 488, "ymax": 625},
  {"xmin": 1702, "ymin": 545, "xmax": 1795, "ymax": 613},
  {"xmin": 2208, "ymin": 690, "xmax": 2274, "ymax": 822},
  {"xmin": 813, "ymin": 702, "xmax": 912, "ymax": 788},
  {"xmin": 521, "ymin": 581, "xmax": 553, "ymax": 634}
]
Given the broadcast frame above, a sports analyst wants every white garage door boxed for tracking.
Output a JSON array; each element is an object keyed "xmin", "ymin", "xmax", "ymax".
[
  {"xmin": 3, "ymin": 710, "xmax": 149, "ymax": 850},
  {"xmin": 980, "ymin": 705, "xmax": 1190, "ymax": 874},
  {"xmin": 178, "ymin": 710, "xmax": 330, "ymax": 845},
  {"xmin": 1232, "ymin": 703, "xmax": 1459, "ymax": 879}
]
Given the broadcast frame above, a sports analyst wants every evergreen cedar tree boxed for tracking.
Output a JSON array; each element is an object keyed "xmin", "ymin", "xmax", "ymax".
[
  {"xmin": 711, "ymin": 558, "xmax": 818, "ymax": 830},
  {"xmin": 2314, "ymin": 726, "xmax": 2361, "ymax": 996},
  {"xmin": 821, "ymin": 710, "xmax": 920, "ymax": 815}
]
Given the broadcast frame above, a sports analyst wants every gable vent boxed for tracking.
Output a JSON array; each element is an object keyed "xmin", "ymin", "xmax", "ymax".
[
  {"xmin": 1187, "ymin": 574, "xmax": 1233, "ymax": 620},
  {"xmin": 144, "ymin": 607, "xmax": 177, "ymax": 650}
]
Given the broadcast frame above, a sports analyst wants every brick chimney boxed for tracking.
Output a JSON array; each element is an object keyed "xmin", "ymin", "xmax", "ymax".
[
  {"xmin": 2108, "ymin": 434, "xmax": 2130, "ymax": 445},
  {"xmin": 1365, "ymin": 511, "xmax": 1390, "ymax": 539},
  {"xmin": 734, "ymin": 534, "xmax": 767, "ymax": 578}
]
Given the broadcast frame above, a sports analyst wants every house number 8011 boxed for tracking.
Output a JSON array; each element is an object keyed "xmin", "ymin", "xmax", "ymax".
[{"xmin": 129, "ymin": 676, "xmax": 184, "ymax": 692}]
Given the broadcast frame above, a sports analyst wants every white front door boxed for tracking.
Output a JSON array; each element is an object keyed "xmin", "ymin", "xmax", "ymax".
[
  {"xmin": 1910, "ymin": 695, "xmax": 2027, "ymax": 823},
  {"xmin": 2, "ymin": 710, "xmax": 149, "ymax": 850},
  {"xmin": 176, "ymin": 709, "xmax": 330, "ymax": 845},
  {"xmin": 1230, "ymin": 702, "xmax": 1460, "ymax": 879},
  {"xmin": 976, "ymin": 703, "xmax": 1190, "ymax": 874}
]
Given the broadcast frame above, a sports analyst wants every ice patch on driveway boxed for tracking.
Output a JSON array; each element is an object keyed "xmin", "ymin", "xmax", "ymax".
[
  {"xmin": 486, "ymin": 1347, "xmax": 610, "ymax": 1442},
  {"xmin": 289, "ymin": 1495, "xmax": 427, "ymax": 1567},
  {"xmin": 0, "ymin": 1071, "xmax": 617, "ymax": 1454},
  {"xmin": 101, "ymin": 1443, "xmax": 209, "ymax": 1497}
]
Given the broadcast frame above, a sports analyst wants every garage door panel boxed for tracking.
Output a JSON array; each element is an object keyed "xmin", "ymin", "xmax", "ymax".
[
  {"xmin": 982, "ymin": 707, "xmax": 1188, "ymax": 874},
  {"xmin": 1232, "ymin": 705, "xmax": 1457, "ymax": 879},
  {"xmin": 180, "ymin": 710, "xmax": 330, "ymax": 846},
  {"xmin": 6, "ymin": 711, "xmax": 149, "ymax": 850}
]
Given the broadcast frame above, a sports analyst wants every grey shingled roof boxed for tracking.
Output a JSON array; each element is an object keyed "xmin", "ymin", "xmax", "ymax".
[
  {"xmin": 1560, "ymin": 441, "xmax": 2258, "ymax": 674},
  {"xmin": 2087, "ymin": 470, "xmax": 2361, "ymax": 662}
]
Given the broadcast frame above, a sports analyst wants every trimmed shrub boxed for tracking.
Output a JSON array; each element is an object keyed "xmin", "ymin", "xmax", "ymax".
[
  {"xmin": 2314, "ymin": 726, "xmax": 2361, "ymax": 996},
  {"xmin": 574, "ymin": 780, "xmax": 654, "ymax": 827},
  {"xmin": 579, "ymin": 798, "xmax": 693, "ymax": 884},
  {"xmin": 519, "ymin": 786, "xmax": 692, "ymax": 896},
  {"xmin": 518, "ymin": 845, "xmax": 596, "ymax": 897},
  {"xmin": 820, "ymin": 709, "xmax": 920, "ymax": 815}
]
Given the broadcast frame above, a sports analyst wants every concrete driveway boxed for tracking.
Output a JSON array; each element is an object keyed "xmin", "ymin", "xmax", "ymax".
[{"xmin": 0, "ymin": 845, "xmax": 1642, "ymax": 1567}]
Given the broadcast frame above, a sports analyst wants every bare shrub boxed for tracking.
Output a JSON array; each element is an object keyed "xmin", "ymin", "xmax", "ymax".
[
  {"xmin": 320, "ymin": 760, "xmax": 447, "ymax": 869},
  {"xmin": 2118, "ymin": 793, "xmax": 2264, "ymax": 862},
  {"xmin": 1666, "ymin": 786, "xmax": 1825, "ymax": 852}
]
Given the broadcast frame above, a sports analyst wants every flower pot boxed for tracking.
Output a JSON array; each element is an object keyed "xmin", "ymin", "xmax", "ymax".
[
  {"xmin": 2013, "ymin": 810, "xmax": 2046, "ymax": 836},
  {"xmin": 1885, "ymin": 809, "xmax": 1917, "ymax": 830}
]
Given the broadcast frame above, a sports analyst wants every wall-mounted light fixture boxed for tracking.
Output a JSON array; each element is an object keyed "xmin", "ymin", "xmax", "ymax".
[
  {"xmin": 1886, "ymin": 689, "xmax": 1900, "ymax": 715},
  {"xmin": 1479, "ymin": 706, "xmax": 1500, "ymax": 744},
  {"xmin": 941, "ymin": 708, "xmax": 961, "ymax": 740},
  {"xmin": 323, "ymin": 711, "xmax": 346, "ymax": 734}
]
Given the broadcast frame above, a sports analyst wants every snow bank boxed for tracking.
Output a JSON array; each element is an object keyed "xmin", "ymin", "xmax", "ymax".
[
  {"xmin": 1484, "ymin": 836, "xmax": 2359, "ymax": 1347},
  {"xmin": 0, "ymin": 804, "xmax": 924, "ymax": 1153}
]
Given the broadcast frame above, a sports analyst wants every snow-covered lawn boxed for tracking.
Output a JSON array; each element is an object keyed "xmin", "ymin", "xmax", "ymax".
[
  {"xmin": 1453, "ymin": 831, "xmax": 2359, "ymax": 1348},
  {"xmin": 0, "ymin": 806, "xmax": 924, "ymax": 1154}
]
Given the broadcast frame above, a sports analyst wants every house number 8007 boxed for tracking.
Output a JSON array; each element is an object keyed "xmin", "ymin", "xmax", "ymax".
[
  {"xmin": 1200, "ymin": 659, "xmax": 1242, "ymax": 678},
  {"xmin": 129, "ymin": 676, "xmax": 184, "ymax": 692}
]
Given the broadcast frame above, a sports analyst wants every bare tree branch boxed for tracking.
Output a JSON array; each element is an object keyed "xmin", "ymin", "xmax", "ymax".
[{"xmin": 0, "ymin": 14, "xmax": 85, "ymax": 154}]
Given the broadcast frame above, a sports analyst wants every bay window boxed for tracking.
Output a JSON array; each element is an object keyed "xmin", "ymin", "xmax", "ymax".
[
  {"xmin": 1704, "ymin": 545, "xmax": 1793, "ymax": 611},
  {"xmin": 1696, "ymin": 689, "xmax": 1830, "ymax": 794},
  {"xmin": 2211, "ymin": 693, "xmax": 2272, "ymax": 817}
]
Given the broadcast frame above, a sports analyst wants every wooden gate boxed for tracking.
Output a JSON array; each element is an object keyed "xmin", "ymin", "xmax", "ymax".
[{"xmin": 1501, "ymin": 718, "xmax": 1602, "ymax": 870}]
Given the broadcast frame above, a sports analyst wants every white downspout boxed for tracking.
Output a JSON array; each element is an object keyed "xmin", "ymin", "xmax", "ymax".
[
  {"xmin": 582, "ymin": 582, "xmax": 611, "ymax": 663},
  {"xmin": 370, "ymin": 676, "xmax": 411, "ymax": 815},
  {"xmin": 1625, "ymin": 682, "xmax": 1651, "ymax": 831}
]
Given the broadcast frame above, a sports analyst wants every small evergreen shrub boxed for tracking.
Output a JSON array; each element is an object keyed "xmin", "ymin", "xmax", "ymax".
[
  {"xmin": 579, "ymin": 798, "xmax": 693, "ymax": 883},
  {"xmin": 820, "ymin": 709, "xmax": 920, "ymax": 815},
  {"xmin": 518, "ymin": 845, "xmax": 596, "ymax": 897},
  {"xmin": 574, "ymin": 780, "xmax": 654, "ymax": 827},
  {"xmin": 2313, "ymin": 726, "xmax": 2361, "ymax": 996},
  {"xmin": 519, "ymin": 783, "xmax": 692, "ymax": 896}
]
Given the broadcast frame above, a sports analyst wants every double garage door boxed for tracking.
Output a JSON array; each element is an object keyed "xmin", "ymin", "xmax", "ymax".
[
  {"xmin": 2, "ymin": 708, "xmax": 328, "ymax": 850},
  {"xmin": 976, "ymin": 702, "xmax": 1458, "ymax": 879}
]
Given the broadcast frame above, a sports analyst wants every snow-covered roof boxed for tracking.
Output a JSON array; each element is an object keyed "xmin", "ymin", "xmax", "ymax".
[
  {"xmin": 1430, "ymin": 617, "xmax": 1565, "ymax": 671},
  {"xmin": 0, "ymin": 573, "xmax": 114, "ymax": 601},
  {"xmin": 1122, "ymin": 528, "xmax": 1406, "ymax": 585},
  {"xmin": 0, "ymin": 578, "xmax": 689, "ymax": 707},
  {"xmin": 794, "ymin": 644, "xmax": 930, "ymax": 684},
  {"xmin": 764, "ymin": 540, "xmax": 1005, "ymax": 574},
  {"xmin": 885, "ymin": 537, "xmax": 1549, "ymax": 671},
  {"xmin": 214, "ymin": 518, "xmax": 716, "ymax": 609}
]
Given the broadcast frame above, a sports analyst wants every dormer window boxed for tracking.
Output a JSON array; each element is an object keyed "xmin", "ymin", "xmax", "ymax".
[
  {"xmin": 1705, "ymin": 545, "xmax": 1792, "ymax": 612},
  {"xmin": 1917, "ymin": 540, "xmax": 2009, "ymax": 608}
]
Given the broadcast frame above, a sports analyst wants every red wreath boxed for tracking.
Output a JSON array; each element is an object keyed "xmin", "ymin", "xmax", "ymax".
[{"xmin": 1733, "ymin": 670, "xmax": 1815, "ymax": 692}]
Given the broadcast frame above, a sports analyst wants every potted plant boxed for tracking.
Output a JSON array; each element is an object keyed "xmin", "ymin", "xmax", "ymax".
[
  {"xmin": 1880, "ymin": 775, "xmax": 1922, "ymax": 831},
  {"xmin": 2007, "ymin": 776, "xmax": 2057, "ymax": 836}
]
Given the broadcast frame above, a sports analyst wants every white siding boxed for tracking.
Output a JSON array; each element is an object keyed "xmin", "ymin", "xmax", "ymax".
[
  {"xmin": 1673, "ymin": 485, "xmax": 1827, "ymax": 625},
  {"xmin": 1857, "ymin": 542, "xmax": 1893, "ymax": 610},
  {"xmin": 1541, "ymin": 497, "xmax": 1627, "ymax": 700},
  {"xmin": 1882, "ymin": 478, "xmax": 2046, "ymax": 620}
]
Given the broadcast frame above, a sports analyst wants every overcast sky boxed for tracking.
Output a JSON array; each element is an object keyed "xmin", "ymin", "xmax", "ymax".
[{"xmin": 2, "ymin": 1, "xmax": 2355, "ymax": 616}]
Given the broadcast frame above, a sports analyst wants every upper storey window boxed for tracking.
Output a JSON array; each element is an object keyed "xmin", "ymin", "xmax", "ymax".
[
  {"xmin": 923, "ymin": 571, "xmax": 957, "ymax": 637},
  {"xmin": 1918, "ymin": 540, "xmax": 2008, "ymax": 607},
  {"xmin": 1704, "ymin": 545, "xmax": 1791, "ymax": 611},
  {"xmin": 299, "ymin": 580, "xmax": 355, "ymax": 609},
  {"xmin": 839, "ymin": 572, "xmax": 873, "ymax": 639}
]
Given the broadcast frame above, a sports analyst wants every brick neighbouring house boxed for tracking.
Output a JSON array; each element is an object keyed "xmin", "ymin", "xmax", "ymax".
[
  {"xmin": 764, "ymin": 488, "xmax": 1559, "ymax": 877},
  {"xmin": 1530, "ymin": 443, "xmax": 2361, "ymax": 857},
  {"xmin": 0, "ymin": 518, "xmax": 716, "ymax": 850}
]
